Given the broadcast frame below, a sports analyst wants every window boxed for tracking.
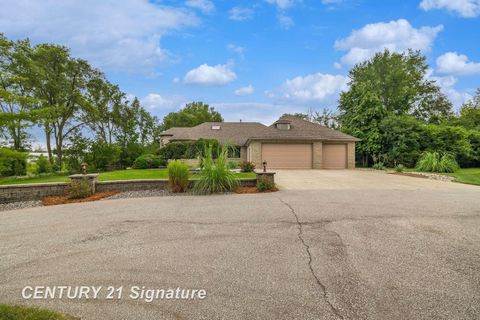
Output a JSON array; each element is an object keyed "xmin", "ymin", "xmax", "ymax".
[
  {"xmin": 276, "ymin": 123, "xmax": 290, "ymax": 130},
  {"xmin": 211, "ymin": 125, "xmax": 221, "ymax": 130},
  {"xmin": 228, "ymin": 146, "xmax": 241, "ymax": 158}
]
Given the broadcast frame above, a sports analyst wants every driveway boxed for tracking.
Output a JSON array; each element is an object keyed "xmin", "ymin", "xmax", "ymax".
[{"xmin": 0, "ymin": 171, "xmax": 479, "ymax": 320}]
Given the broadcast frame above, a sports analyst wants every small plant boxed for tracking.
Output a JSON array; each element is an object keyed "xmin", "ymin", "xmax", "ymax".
[
  {"xmin": 416, "ymin": 151, "xmax": 459, "ymax": 173},
  {"xmin": 133, "ymin": 154, "xmax": 162, "ymax": 169},
  {"xmin": 68, "ymin": 177, "xmax": 93, "ymax": 199},
  {"xmin": 372, "ymin": 162, "xmax": 385, "ymax": 170},
  {"xmin": 239, "ymin": 161, "xmax": 255, "ymax": 172},
  {"xmin": 256, "ymin": 177, "xmax": 276, "ymax": 192},
  {"xmin": 37, "ymin": 155, "xmax": 52, "ymax": 173},
  {"xmin": 167, "ymin": 160, "xmax": 190, "ymax": 192},
  {"xmin": 394, "ymin": 164, "xmax": 405, "ymax": 172},
  {"xmin": 227, "ymin": 161, "xmax": 239, "ymax": 169},
  {"xmin": 193, "ymin": 144, "xmax": 239, "ymax": 194}
]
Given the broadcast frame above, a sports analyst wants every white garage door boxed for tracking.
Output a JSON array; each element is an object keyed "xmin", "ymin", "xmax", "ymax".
[
  {"xmin": 261, "ymin": 144, "xmax": 312, "ymax": 169},
  {"xmin": 323, "ymin": 144, "xmax": 347, "ymax": 169}
]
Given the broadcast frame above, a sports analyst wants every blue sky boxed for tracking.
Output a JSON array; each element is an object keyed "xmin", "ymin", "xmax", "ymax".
[{"xmin": 1, "ymin": 0, "xmax": 480, "ymax": 127}]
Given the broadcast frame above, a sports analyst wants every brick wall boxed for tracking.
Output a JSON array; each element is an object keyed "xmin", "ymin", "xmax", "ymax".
[{"xmin": 347, "ymin": 142, "xmax": 356, "ymax": 169}]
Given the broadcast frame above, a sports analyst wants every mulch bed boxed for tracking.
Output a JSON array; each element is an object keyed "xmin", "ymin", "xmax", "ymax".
[
  {"xmin": 42, "ymin": 191, "xmax": 118, "ymax": 206},
  {"xmin": 234, "ymin": 187, "xmax": 278, "ymax": 194}
]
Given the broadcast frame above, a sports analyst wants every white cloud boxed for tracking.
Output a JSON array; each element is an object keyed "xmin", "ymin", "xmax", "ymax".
[
  {"xmin": 0, "ymin": 0, "xmax": 198, "ymax": 73},
  {"xmin": 276, "ymin": 73, "xmax": 348, "ymax": 102},
  {"xmin": 333, "ymin": 62, "xmax": 343, "ymax": 69},
  {"xmin": 185, "ymin": 0, "xmax": 215, "ymax": 14},
  {"xmin": 265, "ymin": 0, "xmax": 298, "ymax": 9},
  {"xmin": 235, "ymin": 85, "xmax": 255, "ymax": 96},
  {"xmin": 429, "ymin": 75, "xmax": 472, "ymax": 107},
  {"xmin": 420, "ymin": 0, "xmax": 480, "ymax": 17},
  {"xmin": 213, "ymin": 103, "xmax": 299, "ymax": 124},
  {"xmin": 184, "ymin": 63, "xmax": 237, "ymax": 86},
  {"xmin": 335, "ymin": 19, "xmax": 443, "ymax": 65},
  {"xmin": 141, "ymin": 93, "xmax": 186, "ymax": 110},
  {"xmin": 229, "ymin": 6, "xmax": 255, "ymax": 21},
  {"xmin": 436, "ymin": 52, "xmax": 480, "ymax": 75},
  {"xmin": 227, "ymin": 44, "xmax": 245, "ymax": 58},
  {"xmin": 277, "ymin": 14, "xmax": 294, "ymax": 29}
]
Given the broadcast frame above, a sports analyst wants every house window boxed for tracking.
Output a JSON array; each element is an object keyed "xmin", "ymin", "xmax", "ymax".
[
  {"xmin": 228, "ymin": 146, "xmax": 241, "ymax": 158},
  {"xmin": 276, "ymin": 123, "xmax": 290, "ymax": 130},
  {"xmin": 211, "ymin": 125, "xmax": 221, "ymax": 130}
]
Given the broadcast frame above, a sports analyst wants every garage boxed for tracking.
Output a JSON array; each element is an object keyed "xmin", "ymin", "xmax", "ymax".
[
  {"xmin": 261, "ymin": 143, "xmax": 312, "ymax": 169},
  {"xmin": 322, "ymin": 143, "xmax": 347, "ymax": 169}
]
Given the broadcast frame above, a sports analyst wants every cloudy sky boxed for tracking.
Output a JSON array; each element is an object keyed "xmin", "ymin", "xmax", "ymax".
[{"xmin": 1, "ymin": 0, "xmax": 479, "ymax": 125}]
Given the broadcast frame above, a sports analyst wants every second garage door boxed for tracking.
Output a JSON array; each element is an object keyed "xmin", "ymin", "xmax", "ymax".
[
  {"xmin": 261, "ymin": 143, "xmax": 312, "ymax": 169},
  {"xmin": 322, "ymin": 143, "xmax": 347, "ymax": 169}
]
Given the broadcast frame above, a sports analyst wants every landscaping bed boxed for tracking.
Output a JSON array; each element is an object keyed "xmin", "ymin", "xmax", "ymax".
[{"xmin": 42, "ymin": 191, "xmax": 119, "ymax": 206}]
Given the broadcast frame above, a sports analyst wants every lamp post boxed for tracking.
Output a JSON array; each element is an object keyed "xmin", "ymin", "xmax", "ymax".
[
  {"xmin": 262, "ymin": 161, "xmax": 267, "ymax": 173},
  {"xmin": 81, "ymin": 161, "xmax": 87, "ymax": 175}
]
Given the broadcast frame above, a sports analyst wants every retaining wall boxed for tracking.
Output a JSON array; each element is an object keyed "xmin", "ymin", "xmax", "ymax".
[{"xmin": 0, "ymin": 178, "xmax": 257, "ymax": 203}]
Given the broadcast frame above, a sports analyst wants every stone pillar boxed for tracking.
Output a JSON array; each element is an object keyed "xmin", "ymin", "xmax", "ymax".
[
  {"xmin": 256, "ymin": 172, "xmax": 275, "ymax": 186},
  {"xmin": 347, "ymin": 142, "xmax": 356, "ymax": 169},
  {"xmin": 68, "ymin": 174, "xmax": 99, "ymax": 194},
  {"xmin": 312, "ymin": 142, "xmax": 323, "ymax": 169}
]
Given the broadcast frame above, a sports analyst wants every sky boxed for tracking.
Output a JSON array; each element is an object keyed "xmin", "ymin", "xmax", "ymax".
[{"xmin": 1, "ymin": 0, "xmax": 480, "ymax": 129}]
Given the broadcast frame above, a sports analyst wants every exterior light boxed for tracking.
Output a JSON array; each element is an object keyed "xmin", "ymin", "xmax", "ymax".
[{"xmin": 262, "ymin": 161, "xmax": 267, "ymax": 172}]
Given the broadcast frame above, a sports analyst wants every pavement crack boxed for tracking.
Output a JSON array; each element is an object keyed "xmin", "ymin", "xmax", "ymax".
[{"xmin": 275, "ymin": 196, "xmax": 345, "ymax": 320}]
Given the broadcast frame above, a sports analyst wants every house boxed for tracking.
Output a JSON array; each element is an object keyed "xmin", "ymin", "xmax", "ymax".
[{"xmin": 160, "ymin": 115, "xmax": 360, "ymax": 169}]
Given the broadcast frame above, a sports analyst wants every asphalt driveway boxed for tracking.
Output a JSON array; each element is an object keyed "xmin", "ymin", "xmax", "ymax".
[{"xmin": 1, "ymin": 171, "xmax": 479, "ymax": 319}]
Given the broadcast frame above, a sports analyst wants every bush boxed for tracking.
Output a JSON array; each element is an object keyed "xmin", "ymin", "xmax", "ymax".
[
  {"xmin": 90, "ymin": 141, "xmax": 121, "ymax": 171},
  {"xmin": 168, "ymin": 160, "xmax": 190, "ymax": 193},
  {"xmin": 158, "ymin": 139, "xmax": 219, "ymax": 160},
  {"xmin": 239, "ymin": 161, "xmax": 255, "ymax": 172},
  {"xmin": 0, "ymin": 304, "xmax": 78, "ymax": 320},
  {"xmin": 394, "ymin": 164, "xmax": 405, "ymax": 172},
  {"xmin": 416, "ymin": 151, "xmax": 459, "ymax": 173},
  {"xmin": 256, "ymin": 177, "xmax": 276, "ymax": 192},
  {"xmin": 193, "ymin": 144, "xmax": 239, "ymax": 194},
  {"xmin": 133, "ymin": 154, "xmax": 162, "ymax": 169},
  {"xmin": 227, "ymin": 161, "xmax": 239, "ymax": 169},
  {"xmin": 36, "ymin": 155, "xmax": 51, "ymax": 174},
  {"xmin": 68, "ymin": 177, "xmax": 94, "ymax": 199},
  {"xmin": 0, "ymin": 148, "xmax": 27, "ymax": 176},
  {"xmin": 372, "ymin": 162, "xmax": 385, "ymax": 170}
]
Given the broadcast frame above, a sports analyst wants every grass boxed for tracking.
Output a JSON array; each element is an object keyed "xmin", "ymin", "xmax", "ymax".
[
  {"xmin": 0, "ymin": 304, "xmax": 78, "ymax": 320},
  {"xmin": 0, "ymin": 169, "xmax": 256, "ymax": 185},
  {"xmin": 443, "ymin": 168, "xmax": 480, "ymax": 186}
]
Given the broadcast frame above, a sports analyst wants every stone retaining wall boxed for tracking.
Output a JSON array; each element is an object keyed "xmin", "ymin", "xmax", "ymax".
[{"xmin": 0, "ymin": 178, "xmax": 258, "ymax": 203}]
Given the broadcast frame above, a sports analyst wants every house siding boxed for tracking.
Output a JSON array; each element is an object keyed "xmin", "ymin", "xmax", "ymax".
[
  {"xmin": 347, "ymin": 142, "xmax": 356, "ymax": 169},
  {"xmin": 247, "ymin": 141, "xmax": 262, "ymax": 168}
]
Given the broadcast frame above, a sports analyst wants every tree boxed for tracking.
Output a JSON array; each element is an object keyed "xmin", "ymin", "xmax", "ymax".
[
  {"xmin": 28, "ymin": 44, "xmax": 98, "ymax": 166},
  {"xmin": 313, "ymin": 108, "xmax": 339, "ymax": 129},
  {"xmin": 281, "ymin": 113, "xmax": 310, "ymax": 120},
  {"xmin": 457, "ymin": 89, "xmax": 480, "ymax": 130},
  {"xmin": 338, "ymin": 49, "xmax": 453, "ymax": 166},
  {"xmin": 161, "ymin": 102, "xmax": 223, "ymax": 131}
]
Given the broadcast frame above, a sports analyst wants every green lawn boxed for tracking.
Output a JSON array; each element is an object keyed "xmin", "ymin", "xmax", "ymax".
[
  {"xmin": 0, "ymin": 304, "xmax": 78, "ymax": 320},
  {"xmin": 444, "ymin": 168, "xmax": 480, "ymax": 186},
  {"xmin": 0, "ymin": 169, "xmax": 256, "ymax": 185}
]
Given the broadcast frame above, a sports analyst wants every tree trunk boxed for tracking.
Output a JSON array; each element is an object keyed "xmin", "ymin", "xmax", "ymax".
[{"xmin": 45, "ymin": 124, "xmax": 53, "ymax": 164}]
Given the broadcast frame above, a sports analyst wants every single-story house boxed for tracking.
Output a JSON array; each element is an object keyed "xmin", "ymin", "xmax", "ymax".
[{"xmin": 160, "ymin": 115, "xmax": 360, "ymax": 169}]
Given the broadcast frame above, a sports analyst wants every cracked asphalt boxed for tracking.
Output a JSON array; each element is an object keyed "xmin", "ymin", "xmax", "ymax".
[{"xmin": 1, "ymin": 170, "xmax": 480, "ymax": 319}]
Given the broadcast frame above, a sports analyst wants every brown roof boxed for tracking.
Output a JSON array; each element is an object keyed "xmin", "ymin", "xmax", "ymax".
[
  {"xmin": 248, "ymin": 115, "xmax": 360, "ymax": 142},
  {"xmin": 160, "ymin": 116, "xmax": 360, "ymax": 146},
  {"xmin": 160, "ymin": 122, "xmax": 270, "ymax": 145}
]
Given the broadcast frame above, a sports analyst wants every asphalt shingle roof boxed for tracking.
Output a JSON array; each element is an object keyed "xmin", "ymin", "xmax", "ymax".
[{"xmin": 160, "ymin": 115, "xmax": 360, "ymax": 146}]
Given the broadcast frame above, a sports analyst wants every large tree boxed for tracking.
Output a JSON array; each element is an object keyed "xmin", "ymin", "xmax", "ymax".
[
  {"xmin": 161, "ymin": 101, "xmax": 223, "ymax": 131},
  {"xmin": 338, "ymin": 49, "xmax": 453, "ymax": 166}
]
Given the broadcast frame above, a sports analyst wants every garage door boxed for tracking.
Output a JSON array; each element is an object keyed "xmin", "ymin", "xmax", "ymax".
[
  {"xmin": 261, "ymin": 144, "xmax": 312, "ymax": 169},
  {"xmin": 323, "ymin": 144, "xmax": 347, "ymax": 169}
]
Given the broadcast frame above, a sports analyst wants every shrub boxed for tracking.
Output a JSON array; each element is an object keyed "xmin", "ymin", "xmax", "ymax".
[
  {"xmin": 416, "ymin": 151, "xmax": 459, "ymax": 173},
  {"xmin": 394, "ymin": 164, "xmax": 405, "ymax": 172},
  {"xmin": 0, "ymin": 148, "xmax": 27, "ymax": 176},
  {"xmin": 0, "ymin": 304, "xmax": 77, "ymax": 320},
  {"xmin": 37, "ymin": 155, "xmax": 51, "ymax": 174},
  {"xmin": 256, "ymin": 177, "xmax": 276, "ymax": 192},
  {"xmin": 133, "ymin": 154, "xmax": 162, "ymax": 169},
  {"xmin": 193, "ymin": 144, "xmax": 239, "ymax": 194},
  {"xmin": 372, "ymin": 162, "xmax": 385, "ymax": 170},
  {"xmin": 227, "ymin": 160, "xmax": 239, "ymax": 169},
  {"xmin": 239, "ymin": 161, "xmax": 255, "ymax": 172},
  {"xmin": 168, "ymin": 160, "xmax": 190, "ymax": 193},
  {"xmin": 158, "ymin": 139, "xmax": 220, "ymax": 160},
  {"xmin": 68, "ymin": 177, "xmax": 94, "ymax": 199}
]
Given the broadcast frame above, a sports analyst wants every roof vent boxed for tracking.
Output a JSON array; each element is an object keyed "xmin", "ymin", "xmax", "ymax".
[
  {"xmin": 276, "ymin": 123, "xmax": 290, "ymax": 130},
  {"xmin": 211, "ymin": 125, "xmax": 221, "ymax": 130}
]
